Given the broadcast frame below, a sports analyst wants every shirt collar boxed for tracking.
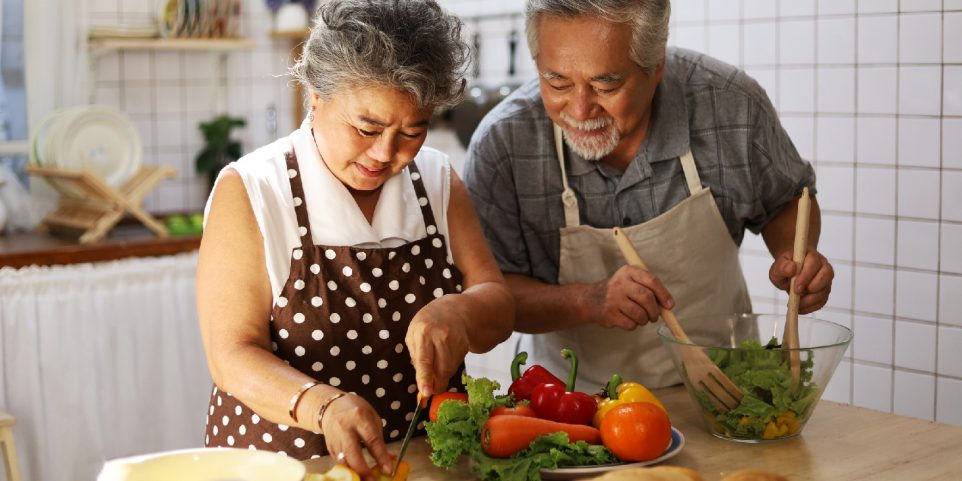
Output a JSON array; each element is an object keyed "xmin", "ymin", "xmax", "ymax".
[{"xmin": 289, "ymin": 122, "xmax": 419, "ymax": 247}]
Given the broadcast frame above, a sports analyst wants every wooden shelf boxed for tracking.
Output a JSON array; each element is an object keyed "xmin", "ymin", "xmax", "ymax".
[
  {"xmin": 270, "ymin": 29, "xmax": 309, "ymax": 40},
  {"xmin": 88, "ymin": 37, "xmax": 254, "ymax": 54},
  {"xmin": 86, "ymin": 36, "xmax": 254, "ymax": 109},
  {"xmin": 0, "ymin": 226, "xmax": 201, "ymax": 269}
]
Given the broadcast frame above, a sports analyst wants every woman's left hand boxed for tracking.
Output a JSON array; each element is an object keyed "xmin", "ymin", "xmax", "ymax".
[
  {"xmin": 405, "ymin": 297, "xmax": 471, "ymax": 397},
  {"xmin": 768, "ymin": 248, "xmax": 834, "ymax": 313}
]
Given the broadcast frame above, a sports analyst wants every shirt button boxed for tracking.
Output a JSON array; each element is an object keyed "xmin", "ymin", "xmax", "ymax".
[{"xmin": 623, "ymin": 217, "xmax": 632, "ymax": 226}]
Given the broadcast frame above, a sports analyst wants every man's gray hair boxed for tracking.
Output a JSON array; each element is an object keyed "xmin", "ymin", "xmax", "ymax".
[
  {"xmin": 525, "ymin": 0, "xmax": 670, "ymax": 73},
  {"xmin": 291, "ymin": 0, "xmax": 469, "ymax": 110}
]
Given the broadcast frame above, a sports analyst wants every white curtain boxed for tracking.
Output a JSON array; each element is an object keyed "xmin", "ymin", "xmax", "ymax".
[
  {"xmin": 24, "ymin": 0, "xmax": 87, "ymax": 117},
  {"xmin": 0, "ymin": 253, "xmax": 211, "ymax": 481}
]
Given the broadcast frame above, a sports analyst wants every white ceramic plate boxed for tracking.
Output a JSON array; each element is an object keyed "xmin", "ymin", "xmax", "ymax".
[
  {"xmin": 31, "ymin": 110, "xmax": 61, "ymax": 166},
  {"xmin": 48, "ymin": 105, "xmax": 142, "ymax": 188},
  {"xmin": 539, "ymin": 427, "xmax": 685, "ymax": 481},
  {"xmin": 97, "ymin": 447, "xmax": 306, "ymax": 481}
]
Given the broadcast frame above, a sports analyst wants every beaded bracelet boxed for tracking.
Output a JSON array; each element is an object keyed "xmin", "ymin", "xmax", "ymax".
[
  {"xmin": 316, "ymin": 392, "xmax": 348, "ymax": 433},
  {"xmin": 288, "ymin": 381, "xmax": 320, "ymax": 423}
]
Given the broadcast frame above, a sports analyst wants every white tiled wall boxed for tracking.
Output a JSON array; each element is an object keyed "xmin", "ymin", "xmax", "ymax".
[
  {"xmin": 665, "ymin": 0, "xmax": 962, "ymax": 427},
  {"xmin": 438, "ymin": 0, "xmax": 962, "ymax": 427}
]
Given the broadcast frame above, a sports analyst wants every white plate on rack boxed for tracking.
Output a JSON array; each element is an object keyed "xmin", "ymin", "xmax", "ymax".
[
  {"xmin": 539, "ymin": 427, "xmax": 685, "ymax": 480},
  {"xmin": 45, "ymin": 105, "xmax": 142, "ymax": 188},
  {"xmin": 31, "ymin": 110, "xmax": 61, "ymax": 166}
]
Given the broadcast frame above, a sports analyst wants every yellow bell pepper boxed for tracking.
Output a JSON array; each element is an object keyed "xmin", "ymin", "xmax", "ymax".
[
  {"xmin": 761, "ymin": 411, "xmax": 800, "ymax": 439},
  {"xmin": 592, "ymin": 375, "xmax": 667, "ymax": 427},
  {"xmin": 593, "ymin": 374, "xmax": 624, "ymax": 427},
  {"xmin": 616, "ymin": 381, "xmax": 666, "ymax": 413}
]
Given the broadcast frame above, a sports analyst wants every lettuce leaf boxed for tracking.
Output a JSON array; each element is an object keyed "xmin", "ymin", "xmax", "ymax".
[
  {"xmin": 425, "ymin": 375, "xmax": 616, "ymax": 481},
  {"xmin": 701, "ymin": 338, "xmax": 818, "ymax": 438}
]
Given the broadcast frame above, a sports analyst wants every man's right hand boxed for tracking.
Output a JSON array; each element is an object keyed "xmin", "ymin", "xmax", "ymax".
[{"xmin": 585, "ymin": 265, "xmax": 675, "ymax": 330}]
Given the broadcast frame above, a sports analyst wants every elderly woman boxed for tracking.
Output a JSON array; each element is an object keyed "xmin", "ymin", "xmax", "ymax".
[{"xmin": 196, "ymin": 0, "xmax": 514, "ymax": 478}]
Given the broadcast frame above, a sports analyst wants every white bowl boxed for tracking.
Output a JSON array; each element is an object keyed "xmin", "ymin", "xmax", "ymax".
[{"xmin": 97, "ymin": 447, "xmax": 306, "ymax": 481}]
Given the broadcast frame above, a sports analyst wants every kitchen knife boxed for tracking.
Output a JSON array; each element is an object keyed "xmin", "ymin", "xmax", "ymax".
[{"xmin": 392, "ymin": 391, "xmax": 429, "ymax": 477}]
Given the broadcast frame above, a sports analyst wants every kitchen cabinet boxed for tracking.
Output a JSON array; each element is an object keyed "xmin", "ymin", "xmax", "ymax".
[{"xmin": 303, "ymin": 385, "xmax": 962, "ymax": 480}]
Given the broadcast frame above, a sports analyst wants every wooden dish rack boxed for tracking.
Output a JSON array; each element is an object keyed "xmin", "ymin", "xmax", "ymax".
[{"xmin": 26, "ymin": 164, "xmax": 175, "ymax": 244}]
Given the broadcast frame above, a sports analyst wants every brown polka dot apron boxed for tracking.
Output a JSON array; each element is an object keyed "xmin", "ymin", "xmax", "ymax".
[{"xmin": 205, "ymin": 149, "xmax": 465, "ymax": 459}]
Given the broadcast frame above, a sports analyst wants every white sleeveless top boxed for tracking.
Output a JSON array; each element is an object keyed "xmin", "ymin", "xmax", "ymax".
[{"xmin": 205, "ymin": 124, "xmax": 455, "ymax": 299}]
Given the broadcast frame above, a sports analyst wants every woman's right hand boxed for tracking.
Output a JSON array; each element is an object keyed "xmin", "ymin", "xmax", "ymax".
[{"xmin": 320, "ymin": 392, "xmax": 394, "ymax": 481}]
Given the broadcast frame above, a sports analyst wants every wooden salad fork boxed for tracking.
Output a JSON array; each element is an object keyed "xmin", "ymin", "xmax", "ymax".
[
  {"xmin": 783, "ymin": 187, "xmax": 811, "ymax": 393},
  {"xmin": 612, "ymin": 227, "xmax": 743, "ymax": 413}
]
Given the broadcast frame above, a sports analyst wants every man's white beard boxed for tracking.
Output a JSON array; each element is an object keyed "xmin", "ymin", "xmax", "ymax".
[{"xmin": 559, "ymin": 111, "xmax": 620, "ymax": 161}]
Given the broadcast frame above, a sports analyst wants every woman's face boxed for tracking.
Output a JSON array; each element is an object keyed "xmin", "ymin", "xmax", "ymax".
[{"xmin": 310, "ymin": 85, "xmax": 433, "ymax": 192}]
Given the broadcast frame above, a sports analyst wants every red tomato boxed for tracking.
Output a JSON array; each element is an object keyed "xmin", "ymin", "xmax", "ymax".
[
  {"xmin": 600, "ymin": 402, "xmax": 672, "ymax": 462},
  {"xmin": 490, "ymin": 405, "xmax": 538, "ymax": 418},
  {"xmin": 428, "ymin": 392, "xmax": 468, "ymax": 422}
]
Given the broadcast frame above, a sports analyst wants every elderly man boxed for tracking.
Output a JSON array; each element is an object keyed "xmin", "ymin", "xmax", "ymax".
[{"xmin": 463, "ymin": 0, "xmax": 834, "ymax": 389}]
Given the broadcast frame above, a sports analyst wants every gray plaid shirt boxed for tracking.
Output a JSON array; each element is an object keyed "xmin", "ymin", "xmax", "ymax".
[{"xmin": 463, "ymin": 47, "xmax": 816, "ymax": 284}]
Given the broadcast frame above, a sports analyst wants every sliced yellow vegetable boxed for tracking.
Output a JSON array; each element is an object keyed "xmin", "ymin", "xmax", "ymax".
[
  {"xmin": 373, "ymin": 460, "xmax": 410, "ymax": 481},
  {"xmin": 306, "ymin": 465, "xmax": 360, "ymax": 481}
]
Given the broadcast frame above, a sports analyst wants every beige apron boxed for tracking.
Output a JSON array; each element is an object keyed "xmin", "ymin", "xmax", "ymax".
[{"xmin": 517, "ymin": 125, "xmax": 752, "ymax": 390}]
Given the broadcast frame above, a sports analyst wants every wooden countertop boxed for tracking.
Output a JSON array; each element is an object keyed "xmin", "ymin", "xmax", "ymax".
[
  {"xmin": 0, "ymin": 226, "xmax": 201, "ymax": 268},
  {"xmin": 303, "ymin": 386, "xmax": 962, "ymax": 480}
]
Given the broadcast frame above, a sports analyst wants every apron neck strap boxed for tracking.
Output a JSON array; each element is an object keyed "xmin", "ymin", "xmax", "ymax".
[
  {"xmin": 284, "ymin": 147, "xmax": 314, "ymax": 248},
  {"xmin": 553, "ymin": 123, "xmax": 581, "ymax": 227},
  {"xmin": 679, "ymin": 150, "xmax": 703, "ymax": 194},
  {"xmin": 553, "ymin": 126, "xmax": 703, "ymax": 227},
  {"xmin": 404, "ymin": 161, "xmax": 440, "ymax": 232}
]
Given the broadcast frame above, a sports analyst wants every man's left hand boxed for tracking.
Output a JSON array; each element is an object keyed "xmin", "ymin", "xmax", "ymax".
[{"xmin": 768, "ymin": 249, "xmax": 834, "ymax": 313}]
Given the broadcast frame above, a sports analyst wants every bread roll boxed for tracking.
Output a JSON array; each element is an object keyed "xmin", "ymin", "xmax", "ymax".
[
  {"xmin": 719, "ymin": 468, "xmax": 789, "ymax": 481},
  {"xmin": 586, "ymin": 466, "xmax": 705, "ymax": 481}
]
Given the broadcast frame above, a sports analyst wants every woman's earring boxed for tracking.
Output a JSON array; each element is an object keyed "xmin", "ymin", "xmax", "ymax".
[{"xmin": 308, "ymin": 108, "xmax": 314, "ymax": 122}]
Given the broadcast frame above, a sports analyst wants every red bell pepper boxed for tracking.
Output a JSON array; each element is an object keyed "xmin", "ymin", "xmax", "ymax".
[
  {"xmin": 530, "ymin": 349, "xmax": 598, "ymax": 425},
  {"xmin": 507, "ymin": 351, "xmax": 563, "ymax": 402}
]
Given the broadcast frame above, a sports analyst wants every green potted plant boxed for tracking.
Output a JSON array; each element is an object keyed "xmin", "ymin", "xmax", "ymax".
[{"xmin": 195, "ymin": 114, "xmax": 247, "ymax": 191}]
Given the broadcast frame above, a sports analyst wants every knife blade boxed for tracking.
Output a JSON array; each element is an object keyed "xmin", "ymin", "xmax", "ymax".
[{"xmin": 392, "ymin": 391, "xmax": 429, "ymax": 477}]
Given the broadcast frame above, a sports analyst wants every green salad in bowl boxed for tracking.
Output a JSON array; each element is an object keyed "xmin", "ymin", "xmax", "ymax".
[{"xmin": 657, "ymin": 313, "xmax": 852, "ymax": 443}]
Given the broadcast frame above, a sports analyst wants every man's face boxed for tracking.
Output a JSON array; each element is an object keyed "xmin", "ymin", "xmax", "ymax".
[{"xmin": 534, "ymin": 14, "xmax": 664, "ymax": 163}]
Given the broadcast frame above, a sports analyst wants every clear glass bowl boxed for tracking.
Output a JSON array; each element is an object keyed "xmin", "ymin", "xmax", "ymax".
[{"xmin": 656, "ymin": 313, "xmax": 852, "ymax": 443}]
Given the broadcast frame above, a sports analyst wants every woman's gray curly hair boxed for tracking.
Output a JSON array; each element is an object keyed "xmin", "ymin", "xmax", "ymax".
[
  {"xmin": 525, "ymin": 0, "xmax": 670, "ymax": 74},
  {"xmin": 291, "ymin": 0, "xmax": 470, "ymax": 111}
]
